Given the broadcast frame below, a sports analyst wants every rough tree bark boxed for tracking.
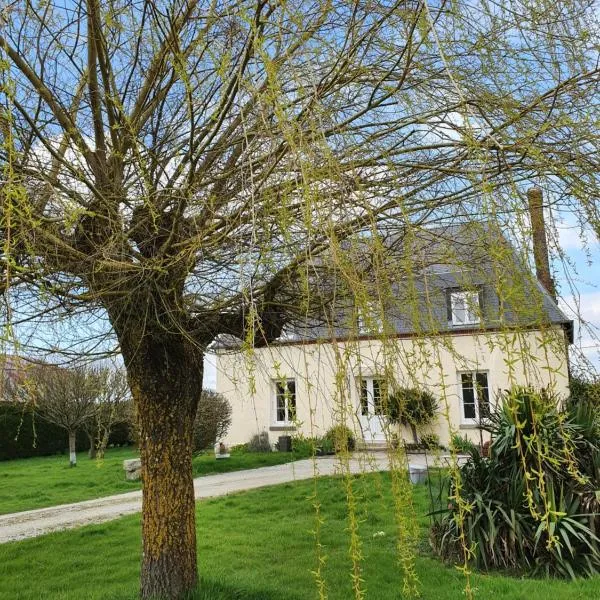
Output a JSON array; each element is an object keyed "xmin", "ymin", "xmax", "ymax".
[{"xmin": 119, "ymin": 324, "xmax": 204, "ymax": 599}]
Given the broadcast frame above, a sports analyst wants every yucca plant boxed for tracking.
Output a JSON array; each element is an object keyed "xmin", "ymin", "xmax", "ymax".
[
  {"xmin": 430, "ymin": 387, "xmax": 600, "ymax": 579},
  {"xmin": 532, "ymin": 481, "xmax": 600, "ymax": 578}
]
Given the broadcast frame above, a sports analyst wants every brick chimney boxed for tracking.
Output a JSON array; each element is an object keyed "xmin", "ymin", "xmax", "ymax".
[{"xmin": 527, "ymin": 187, "xmax": 556, "ymax": 300}]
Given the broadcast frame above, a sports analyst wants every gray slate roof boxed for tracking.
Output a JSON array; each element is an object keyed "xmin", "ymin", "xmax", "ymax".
[{"xmin": 215, "ymin": 221, "xmax": 572, "ymax": 349}]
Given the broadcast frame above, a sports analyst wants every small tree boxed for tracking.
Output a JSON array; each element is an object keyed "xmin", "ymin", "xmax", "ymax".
[
  {"xmin": 32, "ymin": 366, "xmax": 104, "ymax": 466},
  {"xmin": 86, "ymin": 368, "xmax": 132, "ymax": 459},
  {"xmin": 192, "ymin": 391, "xmax": 232, "ymax": 452},
  {"xmin": 387, "ymin": 388, "xmax": 438, "ymax": 445}
]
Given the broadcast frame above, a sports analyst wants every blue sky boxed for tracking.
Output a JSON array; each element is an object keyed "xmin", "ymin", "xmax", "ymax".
[{"xmin": 555, "ymin": 220, "xmax": 600, "ymax": 371}]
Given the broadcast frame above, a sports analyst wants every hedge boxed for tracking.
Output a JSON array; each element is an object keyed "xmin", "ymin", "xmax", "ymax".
[{"xmin": 0, "ymin": 402, "xmax": 132, "ymax": 461}]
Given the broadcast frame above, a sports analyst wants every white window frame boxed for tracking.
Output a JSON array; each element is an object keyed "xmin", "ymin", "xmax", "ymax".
[
  {"xmin": 359, "ymin": 376, "xmax": 387, "ymax": 416},
  {"xmin": 458, "ymin": 371, "xmax": 491, "ymax": 425},
  {"xmin": 357, "ymin": 301, "xmax": 383, "ymax": 335},
  {"xmin": 449, "ymin": 289, "xmax": 481, "ymax": 326},
  {"xmin": 277, "ymin": 324, "xmax": 295, "ymax": 341},
  {"xmin": 273, "ymin": 379, "xmax": 297, "ymax": 425}
]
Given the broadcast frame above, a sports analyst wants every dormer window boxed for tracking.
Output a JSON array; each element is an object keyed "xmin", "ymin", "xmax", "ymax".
[
  {"xmin": 447, "ymin": 288, "xmax": 482, "ymax": 326},
  {"xmin": 357, "ymin": 301, "xmax": 383, "ymax": 335},
  {"xmin": 277, "ymin": 324, "xmax": 294, "ymax": 341}
]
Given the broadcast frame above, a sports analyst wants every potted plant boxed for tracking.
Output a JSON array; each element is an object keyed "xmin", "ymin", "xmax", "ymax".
[{"xmin": 386, "ymin": 387, "xmax": 438, "ymax": 445}]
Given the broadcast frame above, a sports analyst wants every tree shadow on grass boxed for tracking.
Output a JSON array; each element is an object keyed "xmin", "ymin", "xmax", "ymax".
[{"xmin": 191, "ymin": 578, "xmax": 303, "ymax": 600}]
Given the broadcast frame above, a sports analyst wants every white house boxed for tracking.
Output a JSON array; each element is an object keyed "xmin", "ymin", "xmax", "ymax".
[{"xmin": 215, "ymin": 222, "xmax": 572, "ymax": 449}]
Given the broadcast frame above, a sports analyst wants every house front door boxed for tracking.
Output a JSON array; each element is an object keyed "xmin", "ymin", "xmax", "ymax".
[{"xmin": 358, "ymin": 377, "xmax": 387, "ymax": 443}]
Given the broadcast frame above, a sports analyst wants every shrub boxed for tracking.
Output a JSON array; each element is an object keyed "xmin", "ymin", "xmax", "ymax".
[
  {"xmin": 387, "ymin": 387, "xmax": 438, "ymax": 444},
  {"xmin": 431, "ymin": 387, "xmax": 600, "ymax": 578},
  {"xmin": 193, "ymin": 391, "xmax": 232, "ymax": 452},
  {"xmin": 318, "ymin": 437, "xmax": 335, "ymax": 455},
  {"xmin": 291, "ymin": 435, "xmax": 319, "ymax": 458},
  {"xmin": 449, "ymin": 433, "xmax": 477, "ymax": 454},
  {"xmin": 247, "ymin": 431, "xmax": 272, "ymax": 453},
  {"xmin": 106, "ymin": 420, "xmax": 135, "ymax": 447},
  {"xmin": 0, "ymin": 402, "xmax": 89, "ymax": 460},
  {"xmin": 419, "ymin": 433, "xmax": 441, "ymax": 450},
  {"xmin": 568, "ymin": 375, "xmax": 600, "ymax": 409},
  {"xmin": 230, "ymin": 443, "xmax": 248, "ymax": 453},
  {"xmin": 324, "ymin": 424, "xmax": 356, "ymax": 453}
]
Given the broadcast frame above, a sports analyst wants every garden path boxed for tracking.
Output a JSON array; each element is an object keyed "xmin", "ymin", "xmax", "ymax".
[{"xmin": 0, "ymin": 452, "xmax": 436, "ymax": 543}]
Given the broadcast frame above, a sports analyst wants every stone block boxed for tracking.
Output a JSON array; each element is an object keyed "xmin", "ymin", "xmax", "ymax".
[{"xmin": 123, "ymin": 458, "xmax": 142, "ymax": 481}]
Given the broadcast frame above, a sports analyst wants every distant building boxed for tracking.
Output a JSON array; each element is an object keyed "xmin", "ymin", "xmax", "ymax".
[{"xmin": 0, "ymin": 355, "xmax": 43, "ymax": 401}]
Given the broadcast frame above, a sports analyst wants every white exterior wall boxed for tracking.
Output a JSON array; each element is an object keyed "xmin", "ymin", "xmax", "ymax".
[{"xmin": 215, "ymin": 327, "xmax": 570, "ymax": 448}]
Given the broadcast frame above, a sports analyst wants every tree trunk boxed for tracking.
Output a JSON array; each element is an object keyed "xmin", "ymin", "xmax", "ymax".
[
  {"xmin": 123, "ymin": 336, "xmax": 204, "ymax": 600},
  {"xmin": 97, "ymin": 430, "xmax": 108, "ymax": 459},
  {"xmin": 68, "ymin": 430, "xmax": 77, "ymax": 467},
  {"xmin": 410, "ymin": 424, "xmax": 418, "ymax": 445},
  {"xmin": 87, "ymin": 431, "xmax": 97, "ymax": 459}
]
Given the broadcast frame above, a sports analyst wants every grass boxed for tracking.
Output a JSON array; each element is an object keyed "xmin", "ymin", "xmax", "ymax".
[
  {"xmin": 1, "ymin": 472, "xmax": 598, "ymax": 600},
  {"xmin": 0, "ymin": 446, "xmax": 302, "ymax": 515}
]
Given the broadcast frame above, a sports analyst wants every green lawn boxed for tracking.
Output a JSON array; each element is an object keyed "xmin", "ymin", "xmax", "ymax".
[
  {"xmin": 0, "ymin": 447, "xmax": 301, "ymax": 515},
  {"xmin": 1, "ymin": 473, "xmax": 598, "ymax": 600}
]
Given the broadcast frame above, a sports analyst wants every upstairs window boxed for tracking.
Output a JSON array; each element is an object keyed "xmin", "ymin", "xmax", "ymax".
[
  {"xmin": 460, "ymin": 372, "xmax": 490, "ymax": 424},
  {"xmin": 274, "ymin": 379, "xmax": 296, "ymax": 424},
  {"xmin": 447, "ymin": 289, "xmax": 482, "ymax": 326},
  {"xmin": 277, "ymin": 325, "xmax": 295, "ymax": 341}
]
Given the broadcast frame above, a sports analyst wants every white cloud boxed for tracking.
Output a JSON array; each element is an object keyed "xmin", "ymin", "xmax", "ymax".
[
  {"xmin": 556, "ymin": 225, "xmax": 586, "ymax": 250},
  {"xmin": 560, "ymin": 292, "xmax": 600, "ymax": 371},
  {"xmin": 552, "ymin": 212, "xmax": 598, "ymax": 252},
  {"xmin": 560, "ymin": 292, "xmax": 600, "ymax": 324},
  {"xmin": 203, "ymin": 353, "xmax": 217, "ymax": 390}
]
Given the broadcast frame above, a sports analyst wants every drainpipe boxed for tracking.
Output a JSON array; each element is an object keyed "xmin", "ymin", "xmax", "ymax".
[{"xmin": 527, "ymin": 187, "xmax": 556, "ymax": 301}]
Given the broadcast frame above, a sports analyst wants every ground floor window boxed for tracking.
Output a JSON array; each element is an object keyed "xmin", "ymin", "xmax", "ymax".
[
  {"xmin": 360, "ymin": 377, "xmax": 387, "ymax": 416},
  {"xmin": 459, "ymin": 371, "xmax": 490, "ymax": 424},
  {"xmin": 274, "ymin": 379, "xmax": 296, "ymax": 424}
]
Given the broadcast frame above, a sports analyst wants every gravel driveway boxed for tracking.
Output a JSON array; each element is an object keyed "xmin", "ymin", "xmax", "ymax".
[{"xmin": 0, "ymin": 453, "xmax": 438, "ymax": 544}]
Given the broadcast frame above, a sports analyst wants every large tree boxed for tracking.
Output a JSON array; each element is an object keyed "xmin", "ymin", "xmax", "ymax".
[{"xmin": 0, "ymin": 0, "xmax": 598, "ymax": 597}]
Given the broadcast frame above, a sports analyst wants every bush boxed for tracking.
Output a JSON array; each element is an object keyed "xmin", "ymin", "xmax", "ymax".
[
  {"xmin": 193, "ymin": 391, "xmax": 232, "ymax": 452},
  {"xmin": 324, "ymin": 424, "xmax": 356, "ymax": 453},
  {"xmin": 247, "ymin": 431, "xmax": 272, "ymax": 453},
  {"xmin": 107, "ymin": 420, "xmax": 135, "ymax": 447},
  {"xmin": 387, "ymin": 387, "xmax": 438, "ymax": 444},
  {"xmin": 0, "ymin": 402, "xmax": 88, "ymax": 460},
  {"xmin": 291, "ymin": 435, "xmax": 320, "ymax": 458},
  {"xmin": 317, "ymin": 437, "xmax": 335, "ymax": 455},
  {"xmin": 230, "ymin": 443, "xmax": 248, "ymax": 453},
  {"xmin": 431, "ymin": 387, "xmax": 600, "ymax": 578},
  {"xmin": 449, "ymin": 433, "xmax": 477, "ymax": 454},
  {"xmin": 568, "ymin": 375, "xmax": 600, "ymax": 409},
  {"xmin": 420, "ymin": 433, "xmax": 441, "ymax": 449}
]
